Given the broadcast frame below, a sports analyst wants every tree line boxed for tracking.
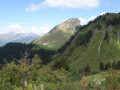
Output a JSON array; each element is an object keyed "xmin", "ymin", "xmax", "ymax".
[
  {"xmin": 100, "ymin": 60, "xmax": 120, "ymax": 70},
  {"xmin": 0, "ymin": 42, "xmax": 55, "ymax": 65}
]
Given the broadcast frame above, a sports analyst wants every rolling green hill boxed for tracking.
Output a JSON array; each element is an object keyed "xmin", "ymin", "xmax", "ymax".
[
  {"xmin": 32, "ymin": 18, "xmax": 80, "ymax": 50},
  {"xmin": 54, "ymin": 13, "xmax": 120, "ymax": 71}
]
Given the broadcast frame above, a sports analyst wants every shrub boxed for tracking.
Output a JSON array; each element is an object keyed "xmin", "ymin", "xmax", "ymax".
[
  {"xmin": 91, "ymin": 70, "xmax": 100, "ymax": 75},
  {"xmin": 104, "ymin": 69, "xmax": 120, "ymax": 89}
]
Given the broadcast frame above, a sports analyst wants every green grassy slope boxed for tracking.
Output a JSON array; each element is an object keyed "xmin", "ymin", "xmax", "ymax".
[
  {"xmin": 32, "ymin": 18, "xmax": 80, "ymax": 50},
  {"xmin": 54, "ymin": 13, "xmax": 120, "ymax": 71}
]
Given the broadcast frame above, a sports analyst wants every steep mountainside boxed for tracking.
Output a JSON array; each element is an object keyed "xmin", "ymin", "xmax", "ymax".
[
  {"xmin": 0, "ymin": 32, "xmax": 41, "ymax": 47},
  {"xmin": 54, "ymin": 13, "xmax": 120, "ymax": 71},
  {"xmin": 32, "ymin": 18, "xmax": 80, "ymax": 49}
]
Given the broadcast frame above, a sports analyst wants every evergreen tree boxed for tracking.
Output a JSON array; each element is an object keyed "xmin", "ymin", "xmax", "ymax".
[
  {"xmin": 105, "ymin": 62, "xmax": 111, "ymax": 70},
  {"xmin": 104, "ymin": 31, "xmax": 108, "ymax": 40},
  {"xmin": 100, "ymin": 62, "xmax": 104, "ymax": 70},
  {"xmin": 116, "ymin": 60, "xmax": 120, "ymax": 70},
  {"xmin": 84, "ymin": 64, "xmax": 90, "ymax": 75},
  {"xmin": 52, "ymin": 57, "xmax": 70, "ymax": 71},
  {"xmin": 78, "ymin": 30, "xmax": 93, "ymax": 46},
  {"xmin": 70, "ymin": 67, "xmax": 81, "ymax": 81},
  {"xmin": 32, "ymin": 54, "xmax": 42, "ymax": 69},
  {"xmin": 112, "ymin": 61, "xmax": 116, "ymax": 69}
]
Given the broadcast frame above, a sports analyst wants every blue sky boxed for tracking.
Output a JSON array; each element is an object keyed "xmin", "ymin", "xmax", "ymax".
[{"xmin": 0, "ymin": 0, "xmax": 119, "ymax": 35}]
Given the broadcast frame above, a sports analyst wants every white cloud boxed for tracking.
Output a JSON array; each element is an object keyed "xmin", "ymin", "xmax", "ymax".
[
  {"xmin": 0, "ymin": 24, "xmax": 52, "ymax": 35},
  {"xmin": 100, "ymin": 12, "xmax": 107, "ymax": 16},
  {"xmin": 79, "ymin": 12, "xmax": 107, "ymax": 25},
  {"xmin": 30, "ymin": 24, "xmax": 52, "ymax": 35},
  {"xmin": 88, "ymin": 16, "xmax": 97, "ymax": 21},
  {"xmin": 9, "ymin": 24, "xmax": 22, "ymax": 30},
  {"xmin": 79, "ymin": 18, "xmax": 87, "ymax": 25},
  {"xmin": 78, "ymin": 16, "xmax": 96, "ymax": 25},
  {"xmin": 88, "ymin": 12, "xmax": 107, "ymax": 22},
  {"xmin": 39, "ymin": 24, "xmax": 52, "ymax": 34},
  {"xmin": 30, "ymin": 27, "xmax": 39, "ymax": 34},
  {"xmin": 0, "ymin": 24, "xmax": 22, "ymax": 34},
  {"xmin": 25, "ymin": 3, "xmax": 45, "ymax": 12},
  {"xmin": 26, "ymin": 0, "xmax": 100, "ymax": 12}
]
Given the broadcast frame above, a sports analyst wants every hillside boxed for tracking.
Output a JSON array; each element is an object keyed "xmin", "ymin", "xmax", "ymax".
[
  {"xmin": 32, "ymin": 18, "xmax": 80, "ymax": 50},
  {"xmin": 54, "ymin": 13, "xmax": 120, "ymax": 71},
  {"xmin": 0, "ymin": 42, "xmax": 55, "ymax": 64},
  {"xmin": 0, "ymin": 32, "xmax": 41, "ymax": 47}
]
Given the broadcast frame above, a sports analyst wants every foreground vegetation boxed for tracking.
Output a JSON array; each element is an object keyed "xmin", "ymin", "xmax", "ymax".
[
  {"xmin": 1, "ymin": 53, "xmax": 120, "ymax": 89},
  {"xmin": 0, "ymin": 54, "xmax": 71, "ymax": 89}
]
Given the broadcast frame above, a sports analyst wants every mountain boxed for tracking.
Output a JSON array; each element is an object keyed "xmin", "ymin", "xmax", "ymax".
[
  {"xmin": 0, "ymin": 32, "xmax": 41, "ymax": 47},
  {"xmin": 53, "ymin": 13, "xmax": 120, "ymax": 71},
  {"xmin": 32, "ymin": 18, "xmax": 81, "ymax": 50},
  {"xmin": 1, "ymin": 13, "xmax": 120, "ymax": 72}
]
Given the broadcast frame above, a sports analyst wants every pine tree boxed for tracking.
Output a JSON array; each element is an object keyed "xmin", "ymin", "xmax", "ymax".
[
  {"xmin": 32, "ymin": 54, "xmax": 42, "ymax": 69},
  {"xmin": 116, "ymin": 60, "xmax": 120, "ymax": 69},
  {"xmin": 105, "ymin": 62, "xmax": 111, "ymax": 70},
  {"xmin": 52, "ymin": 57, "xmax": 70, "ymax": 71},
  {"xmin": 104, "ymin": 31, "xmax": 108, "ymax": 40},
  {"xmin": 112, "ymin": 61, "xmax": 116, "ymax": 69},
  {"xmin": 100, "ymin": 62, "xmax": 104, "ymax": 70},
  {"xmin": 84, "ymin": 64, "xmax": 90, "ymax": 75}
]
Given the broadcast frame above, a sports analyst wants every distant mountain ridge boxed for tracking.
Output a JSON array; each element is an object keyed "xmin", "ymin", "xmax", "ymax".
[
  {"xmin": 32, "ymin": 18, "xmax": 81, "ymax": 49},
  {"xmin": 0, "ymin": 32, "xmax": 41, "ymax": 47}
]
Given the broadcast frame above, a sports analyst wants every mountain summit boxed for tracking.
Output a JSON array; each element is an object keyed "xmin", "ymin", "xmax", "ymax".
[{"xmin": 32, "ymin": 18, "xmax": 81, "ymax": 49}]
